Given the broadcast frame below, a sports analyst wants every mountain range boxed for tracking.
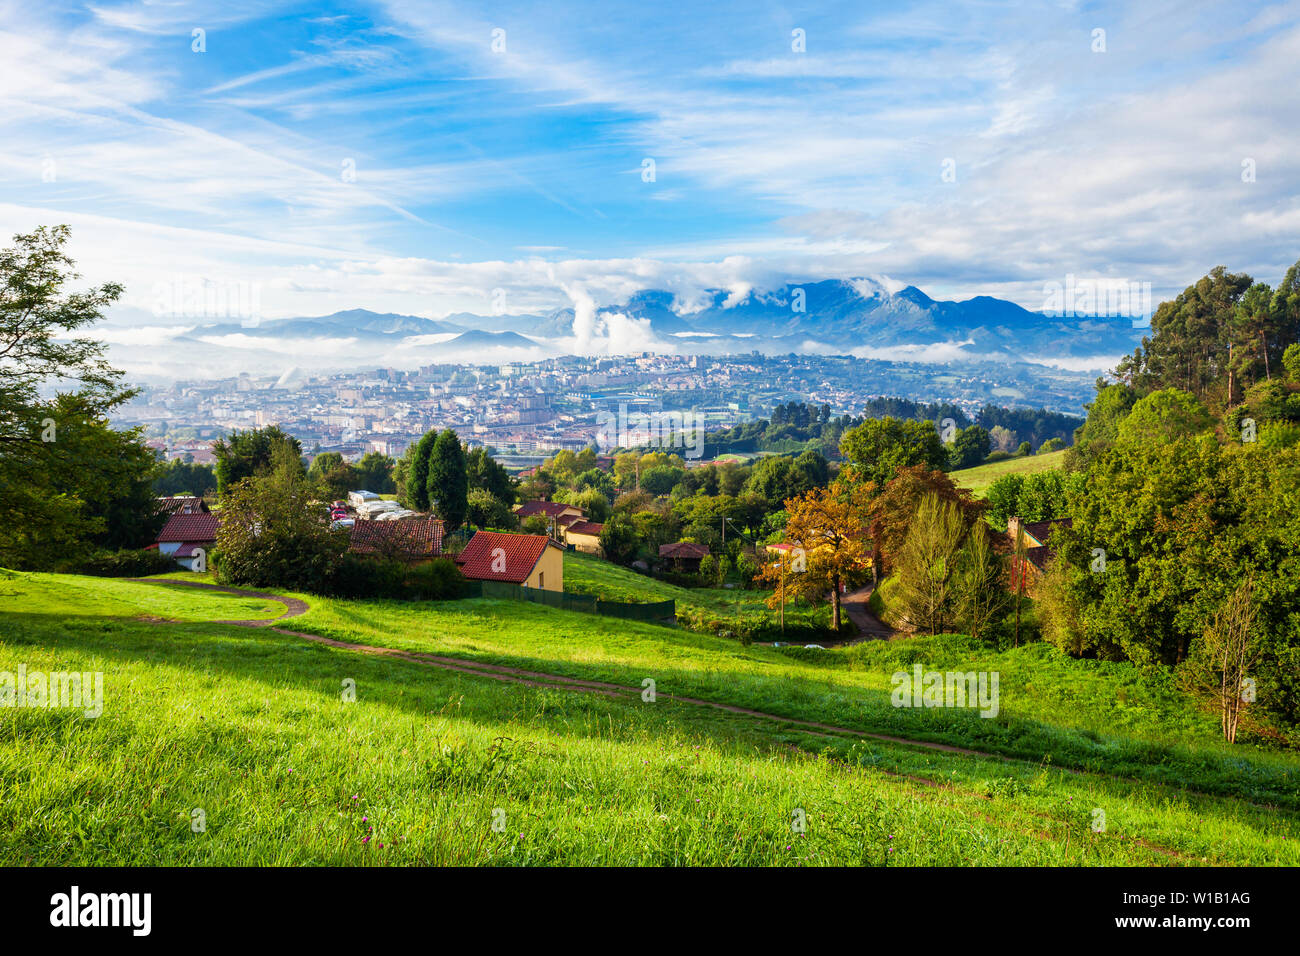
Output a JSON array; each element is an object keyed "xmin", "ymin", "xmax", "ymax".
[{"xmin": 105, "ymin": 277, "xmax": 1146, "ymax": 380}]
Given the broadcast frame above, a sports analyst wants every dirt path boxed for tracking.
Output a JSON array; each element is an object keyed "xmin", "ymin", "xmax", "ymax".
[
  {"xmin": 125, "ymin": 578, "xmax": 310, "ymax": 625},
  {"xmin": 841, "ymin": 583, "xmax": 896, "ymax": 641}
]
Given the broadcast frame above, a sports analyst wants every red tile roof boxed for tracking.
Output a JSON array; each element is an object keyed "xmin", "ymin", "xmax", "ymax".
[
  {"xmin": 349, "ymin": 518, "xmax": 444, "ymax": 558},
  {"xmin": 157, "ymin": 512, "xmax": 221, "ymax": 543},
  {"xmin": 153, "ymin": 496, "xmax": 209, "ymax": 517},
  {"xmin": 455, "ymin": 531, "xmax": 553, "ymax": 583},
  {"xmin": 659, "ymin": 541, "xmax": 709, "ymax": 559},
  {"xmin": 566, "ymin": 521, "xmax": 603, "ymax": 536},
  {"xmin": 515, "ymin": 500, "xmax": 582, "ymax": 519},
  {"xmin": 556, "ymin": 513, "xmax": 584, "ymax": 528}
]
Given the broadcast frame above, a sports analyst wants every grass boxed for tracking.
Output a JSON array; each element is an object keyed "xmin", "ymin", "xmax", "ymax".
[
  {"xmin": 0, "ymin": 575, "xmax": 1295, "ymax": 866},
  {"xmin": 950, "ymin": 449, "xmax": 1067, "ymax": 497},
  {"xmin": 2, "ymin": 571, "xmax": 1297, "ymax": 865},
  {"xmin": 562, "ymin": 550, "xmax": 830, "ymax": 632}
]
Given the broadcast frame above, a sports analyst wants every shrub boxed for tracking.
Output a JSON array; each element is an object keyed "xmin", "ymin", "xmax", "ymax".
[
  {"xmin": 324, "ymin": 555, "xmax": 467, "ymax": 601},
  {"xmin": 403, "ymin": 558, "xmax": 466, "ymax": 600},
  {"xmin": 57, "ymin": 548, "xmax": 178, "ymax": 578}
]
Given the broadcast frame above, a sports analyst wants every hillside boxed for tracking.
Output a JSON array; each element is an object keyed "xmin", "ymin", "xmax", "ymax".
[
  {"xmin": 950, "ymin": 450, "xmax": 1067, "ymax": 497},
  {"xmin": 2, "ymin": 572, "xmax": 1297, "ymax": 866}
]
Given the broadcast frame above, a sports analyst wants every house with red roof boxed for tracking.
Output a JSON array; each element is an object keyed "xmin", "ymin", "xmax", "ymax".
[
  {"xmin": 659, "ymin": 541, "xmax": 710, "ymax": 572},
  {"xmin": 455, "ymin": 531, "xmax": 564, "ymax": 592},
  {"xmin": 563, "ymin": 520, "xmax": 604, "ymax": 555},
  {"xmin": 349, "ymin": 518, "xmax": 444, "ymax": 563},
  {"xmin": 514, "ymin": 499, "xmax": 585, "ymax": 521},
  {"xmin": 153, "ymin": 495, "xmax": 210, "ymax": 518},
  {"xmin": 1006, "ymin": 516, "xmax": 1071, "ymax": 597},
  {"xmin": 155, "ymin": 512, "xmax": 221, "ymax": 571}
]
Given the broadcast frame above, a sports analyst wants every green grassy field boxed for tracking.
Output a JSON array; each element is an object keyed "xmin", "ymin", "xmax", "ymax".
[
  {"xmin": 950, "ymin": 449, "xmax": 1067, "ymax": 497},
  {"xmin": 1, "ymin": 571, "xmax": 1296, "ymax": 865},
  {"xmin": 563, "ymin": 550, "xmax": 827, "ymax": 629}
]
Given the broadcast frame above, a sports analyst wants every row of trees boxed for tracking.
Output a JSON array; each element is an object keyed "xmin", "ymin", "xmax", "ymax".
[{"xmin": 1116, "ymin": 261, "xmax": 1300, "ymax": 409}]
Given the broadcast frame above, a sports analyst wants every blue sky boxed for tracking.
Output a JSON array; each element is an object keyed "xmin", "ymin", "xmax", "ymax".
[{"xmin": 2, "ymin": 0, "xmax": 1299, "ymax": 332}]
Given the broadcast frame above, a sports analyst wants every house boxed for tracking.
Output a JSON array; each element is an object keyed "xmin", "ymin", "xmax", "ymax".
[
  {"xmin": 456, "ymin": 531, "xmax": 564, "ymax": 592},
  {"xmin": 564, "ymin": 520, "xmax": 604, "ymax": 555},
  {"xmin": 153, "ymin": 496, "xmax": 209, "ymax": 517},
  {"xmin": 349, "ymin": 518, "xmax": 444, "ymax": 563},
  {"xmin": 1007, "ymin": 517, "xmax": 1072, "ymax": 596},
  {"xmin": 155, "ymin": 512, "xmax": 221, "ymax": 571},
  {"xmin": 659, "ymin": 541, "xmax": 710, "ymax": 572},
  {"xmin": 513, "ymin": 500, "xmax": 587, "ymax": 540},
  {"xmin": 514, "ymin": 499, "xmax": 585, "ymax": 521}
]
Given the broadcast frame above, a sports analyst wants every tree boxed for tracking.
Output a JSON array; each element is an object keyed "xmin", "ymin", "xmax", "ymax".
[
  {"xmin": 216, "ymin": 463, "xmax": 346, "ymax": 592},
  {"xmin": 155, "ymin": 458, "xmax": 217, "ymax": 497},
  {"xmin": 863, "ymin": 465, "xmax": 984, "ymax": 581},
  {"xmin": 1015, "ymin": 441, "xmax": 1032, "ymax": 457},
  {"xmin": 1179, "ymin": 579, "xmax": 1262, "ymax": 743},
  {"xmin": 1115, "ymin": 388, "xmax": 1214, "ymax": 448},
  {"xmin": 1284, "ymin": 343, "xmax": 1300, "ymax": 383},
  {"xmin": 956, "ymin": 520, "xmax": 1008, "ymax": 642},
  {"xmin": 354, "ymin": 451, "xmax": 395, "ymax": 494},
  {"xmin": 1115, "ymin": 265, "xmax": 1254, "ymax": 407},
  {"xmin": 427, "ymin": 430, "xmax": 468, "ymax": 531},
  {"xmin": 599, "ymin": 514, "xmax": 640, "ymax": 565},
  {"xmin": 948, "ymin": 425, "xmax": 991, "ymax": 470},
  {"xmin": 983, "ymin": 468, "xmax": 1083, "ymax": 532},
  {"xmin": 406, "ymin": 430, "xmax": 438, "ymax": 511},
  {"xmin": 840, "ymin": 417, "xmax": 947, "ymax": 485},
  {"xmin": 1065, "ymin": 383, "xmax": 1136, "ymax": 470},
  {"xmin": 893, "ymin": 493, "xmax": 967, "ymax": 635},
  {"xmin": 466, "ymin": 488, "xmax": 516, "ymax": 529},
  {"xmin": 308, "ymin": 452, "xmax": 345, "ymax": 483},
  {"xmin": 759, "ymin": 482, "xmax": 871, "ymax": 631},
  {"xmin": 213, "ymin": 425, "xmax": 302, "ymax": 498},
  {"xmin": 988, "ymin": 425, "xmax": 1018, "ymax": 454},
  {"xmin": 467, "ymin": 447, "xmax": 516, "ymax": 504},
  {"xmin": 640, "ymin": 465, "xmax": 685, "ymax": 496},
  {"xmin": 0, "ymin": 225, "xmax": 164, "ymax": 568}
]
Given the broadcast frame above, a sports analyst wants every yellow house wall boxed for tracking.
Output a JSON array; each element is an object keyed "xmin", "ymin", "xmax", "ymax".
[
  {"xmin": 566, "ymin": 532, "xmax": 602, "ymax": 554},
  {"xmin": 524, "ymin": 545, "xmax": 564, "ymax": 591}
]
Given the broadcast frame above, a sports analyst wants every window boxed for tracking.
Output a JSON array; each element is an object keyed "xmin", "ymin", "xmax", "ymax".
[{"xmin": 537, "ymin": 572, "xmax": 544, "ymax": 589}]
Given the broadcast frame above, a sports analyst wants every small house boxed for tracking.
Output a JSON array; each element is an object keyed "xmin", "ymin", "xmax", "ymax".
[
  {"xmin": 456, "ymin": 531, "xmax": 564, "ymax": 592},
  {"xmin": 659, "ymin": 541, "xmax": 710, "ymax": 573},
  {"xmin": 155, "ymin": 513, "xmax": 221, "ymax": 571},
  {"xmin": 564, "ymin": 520, "xmax": 604, "ymax": 555}
]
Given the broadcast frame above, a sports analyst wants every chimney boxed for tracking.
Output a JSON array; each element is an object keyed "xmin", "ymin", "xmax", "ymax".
[{"xmin": 1007, "ymin": 516, "xmax": 1022, "ymax": 541}]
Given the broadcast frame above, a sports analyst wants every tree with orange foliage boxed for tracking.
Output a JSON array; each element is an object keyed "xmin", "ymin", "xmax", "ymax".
[{"xmin": 759, "ymin": 480, "xmax": 872, "ymax": 630}]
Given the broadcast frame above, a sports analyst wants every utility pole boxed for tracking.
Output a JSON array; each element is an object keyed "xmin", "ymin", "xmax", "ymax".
[
  {"xmin": 1013, "ymin": 521, "xmax": 1026, "ymax": 648},
  {"xmin": 780, "ymin": 550, "xmax": 786, "ymax": 634}
]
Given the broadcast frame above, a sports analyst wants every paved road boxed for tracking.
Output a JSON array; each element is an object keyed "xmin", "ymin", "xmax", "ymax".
[{"xmin": 841, "ymin": 583, "xmax": 896, "ymax": 641}]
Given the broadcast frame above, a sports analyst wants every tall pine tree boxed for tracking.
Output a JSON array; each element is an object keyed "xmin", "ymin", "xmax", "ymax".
[
  {"xmin": 427, "ymin": 430, "xmax": 468, "ymax": 531},
  {"xmin": 407, "ymin": 429, "xmax": 438, "ymax": 511}
]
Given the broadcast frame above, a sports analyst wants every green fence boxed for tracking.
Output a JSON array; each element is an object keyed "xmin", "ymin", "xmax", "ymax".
[{"xmin": 466, "ymin": 580, "xmax": 675, "ymax": 624}]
